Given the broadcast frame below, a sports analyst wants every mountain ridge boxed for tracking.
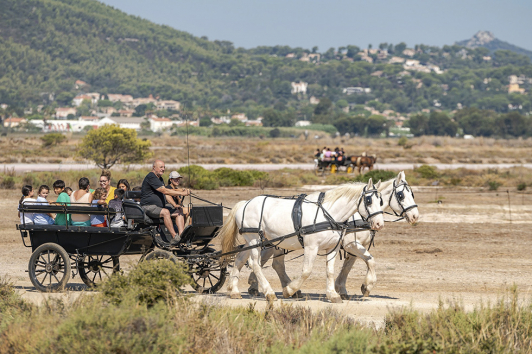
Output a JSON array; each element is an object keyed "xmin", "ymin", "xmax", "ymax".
[{"xmin": 456, "ymin": 31, "xmax": 532, "ymax": 59}]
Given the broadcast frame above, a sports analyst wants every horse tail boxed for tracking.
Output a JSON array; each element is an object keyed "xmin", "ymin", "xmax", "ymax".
[
  {"xmin": 219, "ymin": 200, "xmax": 246, "ymax": 260},
  {"xmin": 356, "ymin": 156, "xmax": 361, "ymax": 166}
]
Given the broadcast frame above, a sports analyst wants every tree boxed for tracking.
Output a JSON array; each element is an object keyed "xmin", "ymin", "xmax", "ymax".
[
  {"xmin": 428, "ymin": 112, "xmax": 457, "ymax": 136},
  {"xmin": 77, "ymin": 125, "xmax": 152, "ymax": 169},
  {"xmin": 199, "ymin": 117, "xmax": 212, "ymax": 127},
  {"xmin": 408, "ymin": 114, "xmax": 429, "ymax": 136},
  {"xmin": 262, "ymin": 109, "xmax": 293, "ymax": 127},
  {"xmin": 314, "ymin": 98, "xmax": 332, "ymax": 115},
  {"xmin": 346, "ymin": 45, "xmax": 360, "ymax": 58},
  {"xmin": 366, "ymin": 115, "xmax": 387, "ymax": 135},
  {"xmin": 41, "ymin": 133, "xmax": 67, "ymax": 147}
]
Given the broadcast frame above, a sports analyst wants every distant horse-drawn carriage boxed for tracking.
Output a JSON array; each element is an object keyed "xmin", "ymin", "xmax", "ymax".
[{"xmin": 314, "ymin": 154, "xmax": 377, "ymax": 176}]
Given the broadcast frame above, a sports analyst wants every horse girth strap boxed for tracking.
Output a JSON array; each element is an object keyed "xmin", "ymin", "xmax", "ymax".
[{"xmin": 290, "ymin": 194, "xmax": 308, "ymax": 247}]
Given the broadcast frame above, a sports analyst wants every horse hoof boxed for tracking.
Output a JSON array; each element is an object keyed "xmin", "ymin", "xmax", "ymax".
[
  {"xmin": 340, "ymin": 293, "xmax": 349, "ymax": 300},
  {"xmin": 248, "ymin": 288, "xmax": 260, "ymax": 297},
  {"xmin": 361, "ymin": 285, "xmax": 370, "ymax": 297},
  {"xmin": 291, "ymin": 290, "xmax": 304, "ymax": 299},
  {"xmin": 266, "ymin": 294, "xmax": 278, "ymax": 303},
  {"xmin": 230, "ymin": 293, "xmax": 242, "ymax": 299},
  {"xmin": 330, "ymin": 296, "xmax": 343, "ymax": 304},
  {"xmin": 282, "ymin": 288, "xmax": 291, "ymax": 298}
]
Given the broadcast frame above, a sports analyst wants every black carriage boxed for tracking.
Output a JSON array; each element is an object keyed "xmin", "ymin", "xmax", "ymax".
[
  {"xmin": 314, "ymin": 157, "xmax": 355, "ymax": 176},
  {"xmin": 17, "ymin": 191, "xmax": 226, "ymax": 293}
]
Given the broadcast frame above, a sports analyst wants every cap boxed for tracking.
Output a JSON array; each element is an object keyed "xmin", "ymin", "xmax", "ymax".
[{"xmin": 169, "ymin": 171, "xmax": 182, "ymax": 179}]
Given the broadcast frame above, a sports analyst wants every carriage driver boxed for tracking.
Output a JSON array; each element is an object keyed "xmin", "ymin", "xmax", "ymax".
[{"xmin": 140, "ymin": 159, "xmax": 191, "ymax": 245}]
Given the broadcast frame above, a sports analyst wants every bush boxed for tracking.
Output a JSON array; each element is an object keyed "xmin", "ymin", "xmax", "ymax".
[
  {"xmin": 1, "ymin": 176, "xmax": 16, "ymax": 189},
  {"xmin": 100, "ymin": 259, "xmax": 191, "ymax": 306},
  {"xmin": 355, "ymin": 170, "xmax": 396, "ymax": 183},
  {"xmin": 40, "ymin": 133, "xmax": 67, "ymax": 147},
  {"xmin": 517, "ymin": 182, "xmax": 527, "ymax": 191},
  {"xmin": 397, "ymin": 136, "xmax": 408, "ymax": 147},
  {"xmin": 488, "ymin": 180, "xmax": 502, "ymax": 190},
  {"xmin": 269, "ymin": 128, "xmax": 281, "ymax": 138},
  {"xmin": 415, "ymin": 164, "xmax": 439, "ymax": 179}
]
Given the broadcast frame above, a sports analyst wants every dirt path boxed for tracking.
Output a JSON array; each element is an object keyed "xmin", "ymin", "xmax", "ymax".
[{"xmin": 3, "ymin": 187, "xmax": 532, "ymax": 327}]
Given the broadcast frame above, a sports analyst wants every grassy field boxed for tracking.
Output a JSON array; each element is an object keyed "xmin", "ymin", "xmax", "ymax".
[
  {"xmin": 1, "ymin": 263, "xmax": 531, "ymax": 353},
  {"xmin": 1, "ymin": 133, "xmax": 532, "ymax": 165}
]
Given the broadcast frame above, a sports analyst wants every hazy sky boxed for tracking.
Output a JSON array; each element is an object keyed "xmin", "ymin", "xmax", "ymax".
[{"xmin": 99, "ymin": 0, "xmax": 532, "ymax": 51}]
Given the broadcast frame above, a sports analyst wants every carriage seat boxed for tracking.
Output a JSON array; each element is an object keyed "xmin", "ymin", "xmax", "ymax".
[
  {"xmin": 16, "ymin": 224, "xmax": 123, "ymax": 233},
  {"xmin": 122, "ymin": 192, "xmax": 166, "ymax": 226}
]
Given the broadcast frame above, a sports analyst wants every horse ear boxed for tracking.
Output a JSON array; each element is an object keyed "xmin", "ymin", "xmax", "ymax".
[
  {"xmin": 367, "ymin": 178, "xmax": 373, "ymax": 189},
  {"xmin": 375, "ymin": 179, "xmax": 382, "ymax": 189},
  {"xmin": 396, "ymin": 171, "xmax": 403, "ymax": 184}
]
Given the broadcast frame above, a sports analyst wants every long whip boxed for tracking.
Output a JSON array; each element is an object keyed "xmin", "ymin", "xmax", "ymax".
[{"xmin": 185, "ymin": 107, "xmax": 191, "ymax": 206}]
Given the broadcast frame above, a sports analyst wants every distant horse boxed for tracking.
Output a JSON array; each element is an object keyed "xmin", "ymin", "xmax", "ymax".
[
  {"xmin": 345, "ymin": 154, "xmax": 377, "ymax": 174},
  {"xmin": 218, "ymin": 179, "xmax": 385, "ymax": 303}
]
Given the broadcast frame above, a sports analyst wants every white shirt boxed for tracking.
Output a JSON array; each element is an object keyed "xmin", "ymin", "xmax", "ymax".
[
  {"xmin": 19, "ymin": 198, "xmax": 37, "ymax": 224},
  {"xmin": 33, "ymin": 196, "xmax": 54, "ymax": 225}
]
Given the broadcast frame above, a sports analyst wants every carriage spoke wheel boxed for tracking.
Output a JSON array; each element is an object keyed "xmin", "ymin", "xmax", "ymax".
[
  {"xmin": 188, "ymin": 260, "xmax": 227, "ymax": 294},
  {"xmin": 28, "ymin": 243, "xmax": 71, "ymax": 292},
  {"xmin": 78, "ymin": 255, "xmax": 120, "ymax": 288}
]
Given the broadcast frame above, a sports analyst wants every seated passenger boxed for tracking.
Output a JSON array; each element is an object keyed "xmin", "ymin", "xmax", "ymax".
[
  {"xmin": 314, "ymin": 149, "xmax": 321, "ymax": 165},
  {"xmin": 90, "ymin": 187, "xmax": 108, "ymax": 227},
  {"xmin": 117, "ymin": 179, "xmax": 130, "ymax": 192},
  {"xmin": 323, "ymin": 148, "xmax": 332, "ymax": 162},
  {"xmin": 108, "ymin": 188, "xmax": 126, "ymax": 227},
  {"xmin": 99, "ymin": 169, "xmax": 116, "ymax": 205},
  {"xmin": 34, "ymin": 185, "xmax": 54, "ymax": 225},
  {"xmin": 132, "ymin": 186, "xmax": 142, "ymax": 203},
  {"xmin": 53, "ymin": 180, "xmax": 71, "ymax": 226},
  {"xmin": 18, "ymin": 185, "xmax": 36, "ymax": 225},
  {"xmin": 140, "ymin": 160, "xmax": 191, "ymax": 245},
  {"xmin": 165, "ymin": 171, "xmax": 191, "ymax": 235},
  {"xmin": 70, "ymin": 177, "xmax": 94, "ymax": 227},
  {"xmin": 64, "ymin": 187, "xmax": 73, "ymax": 197}
]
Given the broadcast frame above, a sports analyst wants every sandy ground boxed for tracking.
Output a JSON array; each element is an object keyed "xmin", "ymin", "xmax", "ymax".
[{"xmin": 3, "ymin": 186, "xmax": 532, "ymax": 327}]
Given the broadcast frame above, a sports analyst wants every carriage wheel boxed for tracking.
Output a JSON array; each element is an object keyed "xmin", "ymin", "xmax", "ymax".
[
  {"xmin": 78, "ymin": 255, "xmax": 120, "ymax": 288},
  {"xmin": 28, "ymin": 243, "xmax": 71, "ymax": 292},
  {"xmin": 188, "ymin": 259, "xmax": 227, "ymax": 294}
]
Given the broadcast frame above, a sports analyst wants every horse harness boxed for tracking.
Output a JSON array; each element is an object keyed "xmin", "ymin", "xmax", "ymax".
[
  {"xmin": 238, "ymin": 186, "xmax": 382, "ymax": 249},
  {"xmin": 387, "ymin": 180, "xmax": 418, "ymax": 218}
]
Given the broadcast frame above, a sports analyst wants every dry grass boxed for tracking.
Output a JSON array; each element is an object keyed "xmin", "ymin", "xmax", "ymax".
[{"xmin": 1, "ymin": 133, "xmax": 532, "ymax": 165}]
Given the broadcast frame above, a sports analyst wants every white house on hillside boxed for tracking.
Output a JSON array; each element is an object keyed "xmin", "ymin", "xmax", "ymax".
[{"xmin": 291, "ymin": 82, "xmax": 308, "ymax": 94}]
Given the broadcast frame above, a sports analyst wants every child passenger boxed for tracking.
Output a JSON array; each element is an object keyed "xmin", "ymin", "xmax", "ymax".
[
  {"xmin": 90, "ymin": 187, "xmax": 108, "ymax": 227},
  {"xmin": 108, "ymin": 188, "xmax": 125, "ymax": 227},
  {"xmin": 33, "ymin": 185, "xmax": 54, "ymax": 225},
  {"xmin": 18, "ymin": 185, "xmax": 36, "ymax": 225},
  {"xmin": 53, "ymin": 180, "xmax": 71, "ymax": 226},
  {"xmin": 64, "ymin": 187, "xmax": 73, "ymax": 196}
]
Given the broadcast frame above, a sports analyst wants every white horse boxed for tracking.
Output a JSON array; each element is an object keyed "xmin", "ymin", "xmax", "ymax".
[
  {"xmin": 218, "ymin": 179, "xmax": 385, "ymax": 303},
  {"xmin": 246, "ymin": 171, "xmax": 419, "ymax": 299}
]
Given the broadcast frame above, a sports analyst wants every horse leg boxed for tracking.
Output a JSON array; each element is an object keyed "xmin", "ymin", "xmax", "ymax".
[
  {"xmin": 246, "ymin": 238, "xmax": 277, "ymax": 302},
  {"xmin": 284, "ymin": 246, "xmax": 318, "ymax": 297},
  {"xmin": 227, "ymin": 249, "xmax": 250, "ymax": 299},
  {"xmin": 247, "ymin": 247, "xmax": 275, "ymax": 297},
  {"xmin": 342, "ymin": 240, "xmax": 376, "ymax": 297},
  {"xmin": 335, "ymin": 254, "xmax": 357, "ymax": 300},
  {"xmin": 325, "ymin": 249, "xmax": 342, "ymax": 303},
  {"xmin": 270, "ymin": 251, "xmax": 300, "ymax": 298}
]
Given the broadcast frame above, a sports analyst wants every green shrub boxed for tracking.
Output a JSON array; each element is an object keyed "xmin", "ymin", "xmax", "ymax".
[
  {"xmin": 1, "ymin": 176, "xmax": 16, "ymax": 189},
  {"xmin": 517, "ymin": 182, "xmax": 527, "ymax": 191},
  {"xmin": 415, "ymin": 164, "xmax": 439, "ymax": 179},
  {"xmin": 488, "ymin": 180, "xmax": 502, "ymax": 190},
  {"xmin": 397, "ymin": 136, "xmax": 408, "ymax": 146},
  {"xmin": 41, "ymin": 133, "xmax": 67, "ymax": 147},
  {"xmin": 100, "ymin": 259, "xmax": 191, "ymax": 306},
  {"xmin": 269, "ymin": 128, "xmax": 281, "ymax": 138},
  {"xmin": 355, "ymin": 170, "xmax": 396, "ymax": 183}
]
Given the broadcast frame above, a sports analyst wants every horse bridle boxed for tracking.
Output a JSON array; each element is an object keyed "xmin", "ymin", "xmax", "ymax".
[
  {"xmin": 357, "ymin": 186, "xmax": 384, "ymax": 222},
  {"xmin": 388, "ymin": 180, "xmax": 418, "ymax": 217}
]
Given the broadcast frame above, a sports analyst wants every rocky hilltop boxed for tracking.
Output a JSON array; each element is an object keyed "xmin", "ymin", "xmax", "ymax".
[{"xmin": 456, "ymin": 31, "xmax": 532, "ymax": 59}]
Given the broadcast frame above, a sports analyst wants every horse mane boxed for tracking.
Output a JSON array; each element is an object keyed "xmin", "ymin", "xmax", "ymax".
[
  {"xmin": 319, "ymin": 182, "xmax": 367, "ymax": 204},
  {"xmin": 378, "ymin": 178, "xmax": 394, "ymax": 191}
]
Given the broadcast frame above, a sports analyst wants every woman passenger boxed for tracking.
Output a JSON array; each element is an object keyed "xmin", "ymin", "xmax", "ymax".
[
  {"xmin": 18, "ymin": 185, "xmax": 36, "ymax": 225},
  {"xmin": 90, "ymin": 187, "xmax": 108, "ymax": 227},
  {"xmin": 70, "ymin": 177, "xmax": 93, "ymax": 227}
]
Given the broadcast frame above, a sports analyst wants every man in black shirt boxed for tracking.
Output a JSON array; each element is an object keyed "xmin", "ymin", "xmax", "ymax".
[{"xmin": 141, "ymin": 159, "xmax": 190, "ymax": 244}]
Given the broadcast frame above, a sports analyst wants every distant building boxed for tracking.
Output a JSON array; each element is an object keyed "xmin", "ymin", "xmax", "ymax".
[
  {"xmin": 156, "ymin": 100, "xmax": 180, "ymax": 111},
  {"xmin": 55, "ymin": 107, "xmax": 77, "ymax": 119},
  {"xmin": 402, "ymin": 49, "xmax": 415, "ymax": 57},
  {"xmin": 508, "ymin": 83, "xmax": 525, "ymax": 94},
  {"xmin": 343, "ymin": 87, "xmax": 371, "ymax": 95},
  {"xmin": 73, "ymin": 94, "xmax": 98, "ymax": 106},
  {"xmin": 245, "ymin": 118, "xmax": 263, "ymax": 127},
  {"xmin": 231, "ymin": 113, "xmax": 247, "ymax": 121},
  {"xmin": 74, "ymin": 80, "xmax": 88, "ymax": 89},
  {"xmin": 107, "ymin": 94, "xmax": 134, "ymax": 104},
  {"xmin": 79, "ymin": 116, "xmax": 99, "ymax": 122},
  {"xmin": 150, "ymin": 117, "xmax": 173, "ymax": 132},
  {"xmin": 291, "ymin": 82, "xmax": 308, "ymax": 94},
  {"xmin": 389, "ymin": 56, "xmax": 405, "ymax": 64},
  {"xmin": 3, "ymin": 118, "xmax": 26, "ymax": 128},
  {"xmin": 309, "ymin": 96, "xmax": 320, "ymax": 105},
  {"xmin": 295, "ymin": 120, "xmax": 311, "ymax": 127},
  {"xmin": 118, "ymin": 109, "xmax": 135, "ymax": 117}
]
